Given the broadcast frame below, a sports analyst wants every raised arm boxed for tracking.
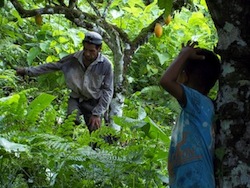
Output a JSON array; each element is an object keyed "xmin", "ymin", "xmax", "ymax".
[{"xmin": 159, "ymin": 41, "xmax": 204, "ymax": 105}]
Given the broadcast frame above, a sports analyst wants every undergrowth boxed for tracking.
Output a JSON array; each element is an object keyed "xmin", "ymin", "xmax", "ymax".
[{"xmin": 0, "ymin": 70, "xmax": 171, "ymax": 188}]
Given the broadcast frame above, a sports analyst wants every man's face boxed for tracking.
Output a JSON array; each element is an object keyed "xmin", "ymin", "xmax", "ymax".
[{"xmin": 83, "ymin": 42, "xmax": 101, "ymax": 63}]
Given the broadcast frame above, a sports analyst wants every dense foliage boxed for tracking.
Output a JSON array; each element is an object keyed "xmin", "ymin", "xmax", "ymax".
[{"xmin": 0, "ymin": 0, "xmax": 218, "ymax": 187}]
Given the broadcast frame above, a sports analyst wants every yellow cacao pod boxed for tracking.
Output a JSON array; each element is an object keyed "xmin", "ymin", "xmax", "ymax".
[{"xmin": 154, "ymin": 23, "xmax": 163, "ymax": 38}]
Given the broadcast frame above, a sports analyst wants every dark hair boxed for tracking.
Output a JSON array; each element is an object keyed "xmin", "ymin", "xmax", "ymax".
[{"xmin": 184, "ymin": 49, "xmax": 221, "ymax": 94}]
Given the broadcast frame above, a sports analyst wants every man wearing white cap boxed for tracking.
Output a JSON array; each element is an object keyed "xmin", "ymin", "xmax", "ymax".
[{"xmin": 16, "ymin": 31, "xmax": 114, "ymax": 133}]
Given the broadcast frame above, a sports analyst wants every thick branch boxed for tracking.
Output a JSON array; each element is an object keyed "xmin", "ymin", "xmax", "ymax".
[
  {"xmin": 10, "ymin": 0, "xmax": 99, "ymax": 30},
  {"xmin": 11, "ymin": 0, "xmax": 78, "ymax": 17}
]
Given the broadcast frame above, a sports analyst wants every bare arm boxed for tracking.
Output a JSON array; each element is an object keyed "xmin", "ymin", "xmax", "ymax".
[{"xmin": 159, "ymin": 42, "xmax": 204, "ymax": 105}]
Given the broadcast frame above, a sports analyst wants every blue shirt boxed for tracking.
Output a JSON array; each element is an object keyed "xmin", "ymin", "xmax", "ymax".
[{"xmin": 168, "ymin": 85, "xmax": 215, "ymax": 188}]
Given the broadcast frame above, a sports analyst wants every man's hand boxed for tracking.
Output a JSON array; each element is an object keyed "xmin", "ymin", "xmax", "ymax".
[
  {"xmin": 16, "ymin": 68, "xmax": 26, "ymax": 76},
  {"xmin": 88, "ymin": 115, "xmax": 101, "ymax": 132}
]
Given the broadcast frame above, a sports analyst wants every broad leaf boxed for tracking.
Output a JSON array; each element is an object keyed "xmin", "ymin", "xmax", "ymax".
[
  {"xmin": 144, "ymin": 116, "xmax": 170, "ymax": 143},
  {"xmin": 26, "ymin": 93, "xmax": 56, "ymax": 125},
  {"xmin": 27, "ymin": 46, "xmax": 41, "ymax": 65},
  {"xmin": 0, "ymin": 137, "xmax": 29, "ymax": 153}
]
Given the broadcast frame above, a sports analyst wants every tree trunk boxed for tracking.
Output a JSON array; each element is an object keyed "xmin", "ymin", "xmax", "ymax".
[
  {"xmin": 205, "ymin": 1, "xmax": 250, "ymax": 187},
  {"xmin": 104, "ymin": 34, "xmax": 125, "ymax": 131}
]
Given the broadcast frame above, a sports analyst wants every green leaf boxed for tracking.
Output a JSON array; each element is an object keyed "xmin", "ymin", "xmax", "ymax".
[
  {"xmin": 144, "ymin": 1, "xmax": 157, "ymax": 13},
  {"xmin": 46, "ymin": 55, "xmax": 59, "ymax": 62},
  {"xmin": 0, "ymin": 137, "xmax": 29, "ymax": 153},
  {"xmin": 40, "ymin": 41, "xmax": 50, "ymax": 52},
  {"xmin": 158, "ymin": 0, "xmax": 173, "ymax": 16},
  {"xmin": 113, "ymin": 116, "xmax": 147, "ymax": 129},
  {"xmin": 59, "ymin": 52, "xmax": 69, "ymax": 59},
  {"xmin": 110, "ymin": 9, "xmax": 124, "ymax": 19},
  {"xmin": 27, "ymin": 47, "xmax": 41, "ymax": 65},
  {"xmin": 138, "ymin": 106, "xmax": 147, "ymax": 120},
  {"xmin": 163, "ymin": 0, "xmax": 173, "ymax": 18},
  {"xmin": 11, "ymin": 9, "xmax": 23, "ymax": 24},
  {"xmin": 0, "ymin": 94, "xmax": 20, "ymax": 105},
  {"xmin": 15, "ymin": 92, "xmax": 28, "ymax": 120},
  {"xmin": 156, "ymin": 52, "xmax": 169, "ymax": 65},
  {"xmin": 146, "ymin": 64, "xmax": 158, "ymax": 75},
  {"xmin": 215, "ymin": 147, "xmax": 226, "ymax": 161},
  {"xmin": 0, "ymin": 75, "xmax": 14, "ymax": 85},
  {"xmin": 144, "ymin": 116, "xmax": 169, "ymax": 143},
  {"xmin": 157, "ymin": 0, "xmax": 166, "ymax": 9},
  {"xmin": 68, "ymin": 29, "xmax": 82, "ymax": 46},
  {"xmin": 58, "ymin": 36, "xmax": 68, "ymax": 43},
  {"xmin": 26, "ymin": 93, "xmax": 56, "ymax": 125}
]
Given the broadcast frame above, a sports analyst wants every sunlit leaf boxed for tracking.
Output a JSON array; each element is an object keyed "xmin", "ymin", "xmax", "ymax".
[
  {"xmin": 0, "ymin": 94, "xmax": 20, "ymax": 104},
  {"xmin": 10, "ymin": 9, "xmax": 23, "ymax": 24},
  {"xmin": 58, "ymin": 36, "xmax": 68, "ymax": 43},
  {"xmin": 0, "ymin": 137, "xmax": 29, "ymax": 153},
  {"xmin": 110, "ymin": 9, "xmax": 124, "ymax": 19},
  {"xmin": 138, "ymin": 106, "xmax": 147, "ymax": 120}
]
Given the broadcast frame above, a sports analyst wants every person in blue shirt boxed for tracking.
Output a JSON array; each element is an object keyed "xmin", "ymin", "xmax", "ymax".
[{"xmin": 160, "ymin": 41, "xmax": 221, "ymax": 188}]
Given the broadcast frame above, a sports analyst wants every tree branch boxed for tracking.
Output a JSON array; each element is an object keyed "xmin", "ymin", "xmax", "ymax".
[
  {"xmin": 68, "ymin": 0, "xmax": 77, "ymax": 9},
  {"xmin": 57, "ymin": 0, "xmax": 66, "ymax": 7},
  {"xmin": 10, "ymin": 0, "xmax": 98, "ymax": 30},
  {"xmin": 86, "ymin": 0, "xmax": 101, "ymax": 17},
  {"xmin": 102, "ymin": 0, "xmax": 113, "ymax": 18}
]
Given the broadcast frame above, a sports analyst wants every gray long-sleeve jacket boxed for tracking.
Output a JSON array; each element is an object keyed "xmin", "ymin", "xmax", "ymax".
[{"xmin": 24, "ymin": 50, "xmax": 114, "ymax": 116}]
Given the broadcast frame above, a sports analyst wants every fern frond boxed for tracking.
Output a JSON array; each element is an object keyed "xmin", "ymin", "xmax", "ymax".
[
  {"xmin": 39, "ymin": 106, "xmax": 57, "ymax": 131},
  {"xmin": 30, "ymin": 133, "xmax": 77, "ymax": 152},
  {"xmin": 0, "ymin": 94, "xmax": 22, "ymax": 127},
  {"xmin": 56, "ymin": 111, "xmax": 76, "ymax": 140},
  {"xmin": 14, "ymin": 92, "xmax": 28, "ymax": 121},
  {"xmin": 141, "ymin": 85, "xmax": 162, "ymax": 94}
]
